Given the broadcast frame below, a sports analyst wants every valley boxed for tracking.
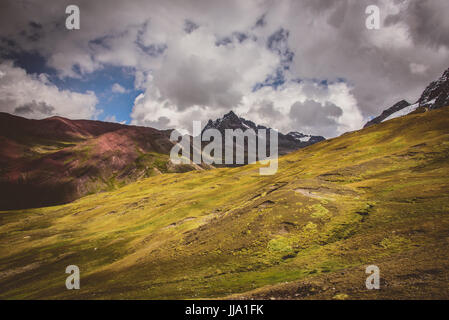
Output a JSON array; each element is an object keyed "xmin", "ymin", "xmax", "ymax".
[{"xmin": 1, "ymin": 106, "xmax": 448, "ymax": 299}]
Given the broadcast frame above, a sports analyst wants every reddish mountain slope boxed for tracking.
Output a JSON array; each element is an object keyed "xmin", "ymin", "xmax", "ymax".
[
  {"xmin": 0, "ymin": 112, "xmax": 124, "ymax": 142},
  {"xmin": 0, "ymin": 112, "xmax": 205, "ymax": 210}
]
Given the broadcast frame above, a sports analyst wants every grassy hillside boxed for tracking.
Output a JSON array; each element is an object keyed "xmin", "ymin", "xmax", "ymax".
[{"xmin": 1, "ymin": 107, "xmax": 449, "ymax": 299}]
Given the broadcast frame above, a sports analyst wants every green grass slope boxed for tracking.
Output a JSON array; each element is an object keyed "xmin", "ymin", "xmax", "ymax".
[{"xmin": 1, "ymin": 107, "xmax": 449, "ymax": 299}]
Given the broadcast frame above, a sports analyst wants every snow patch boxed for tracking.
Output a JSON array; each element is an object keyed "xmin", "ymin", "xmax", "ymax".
[
  {"xmin": 422, "ymin": 98, "xmax": 436, "ymax": 106},
  {"xmin": 299, "ymin": 136, "xmax": 311, "ymax": 142},
  {"xmin": 382, "ymin": 103, "xmax": 419, "ymax": 122},
  {"xmin": 289, "ymin": 132, "xmax": 311, "ymax": 142}
]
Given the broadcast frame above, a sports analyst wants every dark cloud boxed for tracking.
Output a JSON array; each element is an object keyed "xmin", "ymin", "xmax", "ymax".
[
  {"xmin": 184, "ymin": 20, "xmax": 199, "ymax": 34},
  {"xmin": 326, "ymin": 1, "xmax": 349, "ymax": 29},
  {"xmin": 385, "ymin": 0, "xmax": 449, "ymax": 49},
  {"xmin": 216, "ymin": 32, "xmax": 253, "ymax": 47},
  {"xmin": 267, "ymin": 28, "xmax": 294, "ymax": 65},
  {"xmin": 255, "ymin": 14, "xmax": 266, "ymax": 28},
  {"xmin": 289, "ymin": 100, "xmax": 343, "ymax": 136},
  {"xmin": 137, "ymin": 42, "xmax": 167, "ymax": 57},
  {"xmin": 249, "ymin": 100, "xmax": 283, "ymax": 121},
  {"xmin": 136, "ymin": 22, "xmax": 167, "ymax": 57},
  {"xmin": 138, "ymin": 115, "xmax": 170, "ymax": 130},
  {"xmin": 154, "ymin": 56, "xmax": 243, "ymax": 111},
  {"xmin": 29, "ymin": 21, "xmax": 43, "ymax": 29},
  {"xmin": 14, "ymin": 100, "xmax": 54, "ymax": 115}
]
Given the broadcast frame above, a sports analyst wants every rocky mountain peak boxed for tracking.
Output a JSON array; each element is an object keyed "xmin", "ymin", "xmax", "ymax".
[
  {"xmin": 419, "ymin": 68, "xmax": 449, "ymax": 109},
  {"xmin": 202, "ymin": 111, "xmax": 257, "ymax": 134},
  {"xmin": 202, "ymin": 111, "xmax": 325, "ymax": 157},
  {"xmin": 223, "ymin": 110, "xmax": 239, "ymax": 120}
]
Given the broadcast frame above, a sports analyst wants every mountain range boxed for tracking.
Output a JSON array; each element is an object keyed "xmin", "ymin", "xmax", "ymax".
[{"xmin": 0, "ymin": 110, "xmax": 323, "ymax": 210}]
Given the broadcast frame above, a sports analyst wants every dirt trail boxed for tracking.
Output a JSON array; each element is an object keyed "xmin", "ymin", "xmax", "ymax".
[
  {"xmin": 0, "ymin": 262, "xmax": 41, "ymax": 281},
  {"xmin": 295, "ymin": 188, "xmax": 329, "ymax": 200}
]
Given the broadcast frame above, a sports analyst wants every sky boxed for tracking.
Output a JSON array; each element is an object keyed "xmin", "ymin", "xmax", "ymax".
[{"xmin": 0, "ymin": 0, "xmax": 448, "ymax": 138}]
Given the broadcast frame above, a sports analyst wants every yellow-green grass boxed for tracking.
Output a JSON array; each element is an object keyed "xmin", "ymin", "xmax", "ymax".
[{"xmin": 1, "ymin": 107, "xmax": 449, "ymax": 299}]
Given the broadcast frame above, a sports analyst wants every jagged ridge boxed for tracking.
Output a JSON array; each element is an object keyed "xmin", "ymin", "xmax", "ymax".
[{"xmin": 203, "ymin": 111, "xmax": 325, "ymax": 157}]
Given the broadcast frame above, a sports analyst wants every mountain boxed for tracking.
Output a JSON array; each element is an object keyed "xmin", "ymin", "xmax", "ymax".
[
  {"xmin": 203, "ymin": 111, "xmax": 325, "ymax": 157},
  {"xmin": 364, "ymin": 68, "xmax": 449, "ymax": 128},
  {"xmin": 0, "ymin": 112, "xmax": 209, "ymax": 210},
  {"xmin": 1, "ymin": 106, "xmax": 448, "ymax": 299},
  {"xmin": 285, "ymin": 131, "xmax": 326, "ymax": 145},
  {"xmin": 363, "ymin": 100, "xmax": 410, "ymax": 128},
  {"xmin": 419, "ymin": 68, "xmax": 449, "ymax": 109}
]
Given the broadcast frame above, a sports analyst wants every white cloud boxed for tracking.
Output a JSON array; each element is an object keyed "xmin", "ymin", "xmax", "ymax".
[
  {"xmin": 0, "ymin": 61, "xmax": 99, "ymax": 119},
  {"xmin": 104, "ymin": 114, "xmax": 126, "ymax": 124},
  {"xmin": 111, "ymin": 83, "xmax": 127, "ymax": 94}
]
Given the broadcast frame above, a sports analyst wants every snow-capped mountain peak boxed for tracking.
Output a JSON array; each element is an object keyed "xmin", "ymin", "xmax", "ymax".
[{"xmin": 202, "ymin": 111, "xmax": 325, "ymax": 156}]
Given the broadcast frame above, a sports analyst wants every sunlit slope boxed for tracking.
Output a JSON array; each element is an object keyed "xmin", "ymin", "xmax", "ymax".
[{"xmin": 1, "ymin": 107, "xmax": 449, "ymax": 299}]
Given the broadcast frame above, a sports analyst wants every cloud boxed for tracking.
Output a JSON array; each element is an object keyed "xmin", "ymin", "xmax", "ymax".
[
  {"xmin": 131, "ymin": 78, "xmax": 364, "ymax": 138},
  {"xmin": 0, "ymin": 61, "xmax": 99, "ymax": 119},
  {"xmin": 248, "ymin": 100, "xmax": 284, "ymax": 122},
  {"xmin": 111, "ymin": 83, "xmax": 127, "ymax": 94},
  {"xmin": 384, "ymin": 0, "xmax": 449, "ymax": 49},
  {"xmin": 151, "ymin": 26, "xmax": 279, "ymax": 111},
  {"xmin": 104, "ymin": 114, "xmax": 126, "ymax": 124},
  {"xmin": 184, "ymin": 20, "xmax": 199, "ymax": 34},
  {"xmin": 410, "ymin": 63, "xmax": 428, "ymax": 75},
  {"xmin": 239, "ymin": 80, "xmax": 363, "ymax": 137},
  {"xmin": 14, "ymin": 100, "xmax": 54, "ymax": 116},
  {"xmin": 289, "ymin": 100, "xmax": 342, "ymax": 137},
  {"xmin": 1, "ymin": 0, "xmax": 448, "ymax": 136}
]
